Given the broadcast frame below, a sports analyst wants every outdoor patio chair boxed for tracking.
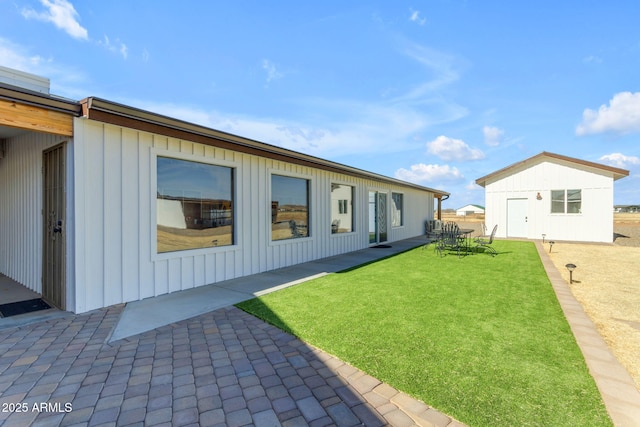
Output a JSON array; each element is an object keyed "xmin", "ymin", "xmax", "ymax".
[
  {"xmin": 474, "ymin": 224, "xmax": 498, "ymax": 256},
  {"xmin": 477, "ymin": 222, "xmax": 487, "ymax": 238},
  {"xmin": 422, "ymin": 220, "xmax": 442, "ymax": 250},
  {"xmin": 436, "ymin": 222, "xmax": 463, "ymax": 257}
]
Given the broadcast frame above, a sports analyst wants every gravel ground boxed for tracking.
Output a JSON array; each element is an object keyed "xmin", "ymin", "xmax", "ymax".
[{"xmin": 613, "ymin": 224, "xmax": 640, "ymax": 247}]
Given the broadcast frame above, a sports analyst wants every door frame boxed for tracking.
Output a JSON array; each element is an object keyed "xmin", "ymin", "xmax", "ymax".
[
  {"xmin": 507, "ymin": 198, "xmax": 528, "ymax": 238},
  {"xmin": 42, "ymin": 143, "xmax": 66, "ymax": 309},
  {"xmin": 368, "ymin": 190, "xmax": 388, "ymax": 245}
]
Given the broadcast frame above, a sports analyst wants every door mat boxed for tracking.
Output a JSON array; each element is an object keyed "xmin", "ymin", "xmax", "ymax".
[
  {"xmin": 371, "ymin": 244, "xmax": 392, "ymax": 248},
  {"xmin": 0, "ymin": 298, "xmax": 51, "ymax": 318}
]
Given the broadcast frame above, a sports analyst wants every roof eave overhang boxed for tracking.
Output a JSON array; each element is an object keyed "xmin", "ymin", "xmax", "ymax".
[
  {"xmin": 475, "ymin": 151, "xmax": 630, "ymax": 187},
  {"xmin": 81, "ymin": 96, "xmax": 450, "ymax": 197},
  {"xmin": 0, "ymin": 82, "xmax": 81, "ymax": 115},
  {"xmin": 0, "ymin": 83, "xmax": 81, "ymax": 137}
]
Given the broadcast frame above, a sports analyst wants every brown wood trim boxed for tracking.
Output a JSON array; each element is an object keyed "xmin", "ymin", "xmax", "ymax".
[
  {"xmin": 86, "ymin": 108, "xmax": 354, "ymax": 175},
  {"xmin": 85, "ymin": 107, "xmax": 449, "ymax": 197},
  {"xmin": 0, "ymin": 98, "xmax": 74, "ymax": 136}
]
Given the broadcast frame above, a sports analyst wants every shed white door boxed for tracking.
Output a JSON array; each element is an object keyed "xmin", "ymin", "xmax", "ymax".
[{"xmin": 507, "ymin": 198, "xmax": 528, "ymax": 238}]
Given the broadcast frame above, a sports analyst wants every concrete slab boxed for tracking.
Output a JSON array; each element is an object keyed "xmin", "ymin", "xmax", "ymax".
[
  {"xmin": 0, "ymin": 274, "xmax": 41, "ymax": 305},
  {"xmin": 110, "ymin": 238, "xmax": 426, "ymax": 342},
  {"xmin": 109, "ymin": 285, "xmax": 249, "ymax": 342}
]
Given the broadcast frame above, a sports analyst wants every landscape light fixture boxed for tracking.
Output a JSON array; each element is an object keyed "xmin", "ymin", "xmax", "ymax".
[
  {"xmin": 542, "ymin": 234, "xmax": 546, "ymax": 244},
  {"xmin": 565, "ymin": 263, "xmax": 577, "ymax": 284},
  {"xmin": 549, "ymin": 241, "xmax": 555, "ymax": 253}
]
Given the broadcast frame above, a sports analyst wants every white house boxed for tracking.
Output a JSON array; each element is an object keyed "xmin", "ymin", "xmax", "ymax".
[
  {"xmin": 475, "ymin": 152, "xmax": 628, "ymax": 243},
  {"xmin": 0, "ymin": 69, "xmax": 449, "ymax": 314},
  {"xmin": 455, "ymin": 204, "xmax": 485, "ymax": 216}
]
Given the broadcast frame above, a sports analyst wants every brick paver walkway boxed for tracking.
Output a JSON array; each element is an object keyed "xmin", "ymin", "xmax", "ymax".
[{"xmin": 0, "ymin": 304, "xmax": 463, "ymax": 427}]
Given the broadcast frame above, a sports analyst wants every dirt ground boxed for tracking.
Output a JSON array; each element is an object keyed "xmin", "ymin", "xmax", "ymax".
[
  {"xmin": 449, "ymin": 213, "xmax": 640, "ymax": 390},
  {"xmin": 546, "ymin": 223, "xmax": 640, "ymax": 390}
]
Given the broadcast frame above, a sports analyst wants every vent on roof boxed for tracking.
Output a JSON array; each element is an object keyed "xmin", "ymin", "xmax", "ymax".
[{"xmin": 0, "ymin": 65, "xmax": 50, "ymax": 94}]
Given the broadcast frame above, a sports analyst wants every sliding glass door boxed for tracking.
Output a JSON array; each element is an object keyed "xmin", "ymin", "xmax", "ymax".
[{"xmin": 368, "ymin": 191, "xmax": 388, "ymax": 245}]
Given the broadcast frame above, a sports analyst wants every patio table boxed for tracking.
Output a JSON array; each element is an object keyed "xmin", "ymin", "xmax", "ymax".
[{"xmin": 457, "ymin": 228, "xmax": 474, "ymax": 254}]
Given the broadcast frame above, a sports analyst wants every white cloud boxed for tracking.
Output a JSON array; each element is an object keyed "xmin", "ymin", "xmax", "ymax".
[
  {"xmin": 21, "ymin": 0, "xmax": 88, "ymax": 40},
  {"xmin": 131, "ymin": 99, "xmax": 427, "ymax": 158},
  {"xmin": 120, "ymin": 41, "xmax": 467, "ymax": 159},
  {"xmin": 409, "ymin": 9, "xmax": 426, "ymax": 26},
  {"xmin": 465, "ymin": 180, "xmax": 484, "ymax": 190},
  {"xmin": 482, "ymin": 126, "xmax": 504, "ymax": 146},
  {"xmin": 576, "ymin": 92, "xmax": 640, "ymax": 136},
  {"xmin": 21, "ymin": 1, "xmax": 129, "ymax": 60},
  {"xmin": 262, "ymin": 59, "xmax": 283, "ymax": 84},
  {"xmin": 0, "ymin": 38, "xmax": 47, "ymax": 71},
  {"xmin": 599, "ymin": 153, "xmax": 640, "ymax": 169},
  {"xmin": 427, "ymin": 135, "xmax": 484, "ymax": 161},
  {"xmin": 0, "ymin": 37, "xmax": 88, "ymax": 97},
  {"xmin": 396, "ymin": 42, "xmax": 462, "ymax": 102},
  {"xmin": 98, "ymin": 35, "xmax": 128, "ymax": 59},
  {"xmin": 395, "ymin": 163, "xmax": 463, "ymax": 184}
]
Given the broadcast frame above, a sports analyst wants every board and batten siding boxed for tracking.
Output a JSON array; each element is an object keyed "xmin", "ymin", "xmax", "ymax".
[
  {"xmin": 484, "ymin": 160, "xmax": 614, "ymax": 242},
  {"xmin": 73, "ymin": 118, "xmax": 433, "ymax": 313},
  {"xmin": 0, "ymin": 131, "xmax": 69, "ymax": 293}
]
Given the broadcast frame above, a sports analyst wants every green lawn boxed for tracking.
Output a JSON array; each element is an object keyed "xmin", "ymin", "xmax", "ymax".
[{"xmin": 236, "ymin": 240, "xmax": 611, "ymax": 427}]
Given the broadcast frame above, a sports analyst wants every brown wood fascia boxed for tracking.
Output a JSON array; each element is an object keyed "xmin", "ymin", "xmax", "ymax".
[{"xmin": 82, "ymin": 99, "xmax": 449, "ymax": 197}]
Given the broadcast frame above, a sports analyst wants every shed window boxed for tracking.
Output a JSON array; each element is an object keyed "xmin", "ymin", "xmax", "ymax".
[
  {"xmin": 551, "ymin": 189, "xmax": 581, "ymax": 214},
  {"xmin": 271, "ymin": 175, "xmax": 310, "ymax": 240},
  {"xmin": 157, "ymin": 157, "xmax": 234, "ymax": 253}
]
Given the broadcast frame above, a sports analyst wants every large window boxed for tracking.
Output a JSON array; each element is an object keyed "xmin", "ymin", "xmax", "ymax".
[
  {"xmin": 157, "ymin": 157, "xmax": 234, "ymax": 253},
  {"xmin": 551, "ymin": 189, "xmax": 582, "ymax": 214},
  {"xmin": 391, "ymin": 192, "xmax": 404, "ymax": 226},
  {"xmin": 271, "ymin": 174, "xmax": 310, "ymax": 240},
  {"xmin": 331, "ymin": 184, "xmax": 354, "ymax": 233}
]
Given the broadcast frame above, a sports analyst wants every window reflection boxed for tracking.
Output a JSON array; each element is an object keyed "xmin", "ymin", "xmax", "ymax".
[
  {"xmin": 271, "ymin": 175, "xmax": 309, "ymax": 240},
  {"xmin": 567, "ymin": 189, "xmax": 582, "ymax": 213},
  {"xmin": 331, "ymin": 184, "xmax": 354, "ymax": 233},
  {"xmin": 392, "ymin": 193, "xmax": 403, "ymax": 226},
  {"xmin": 551, "ymin": 190, "xmax": 565, "ymax": 213},
  {"xmin": 551, "ymin": 189, "xmax": 582, "ymax": 214},
  {"xmin": 157, "ymin": 157, "xmax": 233, "ymax": 253}
]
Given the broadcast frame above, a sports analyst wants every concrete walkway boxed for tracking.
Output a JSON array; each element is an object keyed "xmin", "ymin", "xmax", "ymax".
[{"xmin": 109, "ymin": 238, "xmax": 427, "ymax": 342}]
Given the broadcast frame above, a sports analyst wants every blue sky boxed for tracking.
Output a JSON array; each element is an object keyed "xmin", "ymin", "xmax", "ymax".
[{"xmin": 2, "ymin": 1, "xmax": 640, "ymax": 209}]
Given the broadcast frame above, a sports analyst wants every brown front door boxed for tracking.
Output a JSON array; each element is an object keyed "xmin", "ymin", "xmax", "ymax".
[{"xmin": 42, "ymin": 143, "xmax": 66, "ymax": 309}]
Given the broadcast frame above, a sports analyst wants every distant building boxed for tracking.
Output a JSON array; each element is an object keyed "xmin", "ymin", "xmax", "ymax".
[
  {"xmin": 456, "ymin": 204, "xmax": 485, "ymax": 216},
  {"xmin": 614, "ymin": 205, "xmax": 640, "ymax": 213}
]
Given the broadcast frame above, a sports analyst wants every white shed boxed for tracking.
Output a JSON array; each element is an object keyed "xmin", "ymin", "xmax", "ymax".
[
  {"xmin": 455, "ymin": 204, "xmax": 485, "ymax": 216},
  {"xmin": 475, "ymin": 152, "xmax": 628, "ymax": 243},
  {"xmin": 0, "ymin": 77, "xmax": 449, "ymax": 313}
]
